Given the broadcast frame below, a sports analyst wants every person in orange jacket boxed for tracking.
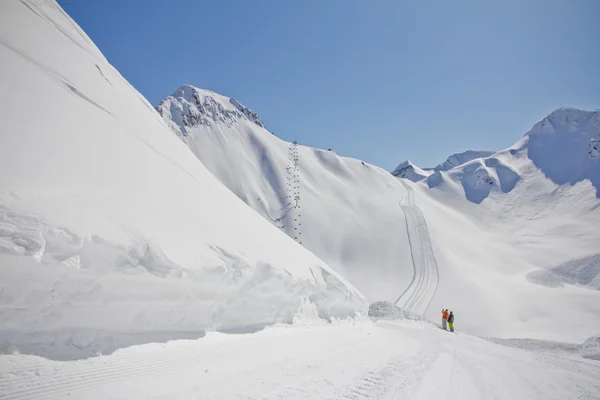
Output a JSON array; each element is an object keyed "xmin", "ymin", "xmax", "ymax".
[{"xmin": 441, "ymin": 309, "xmax": 449, "ymax": 330}]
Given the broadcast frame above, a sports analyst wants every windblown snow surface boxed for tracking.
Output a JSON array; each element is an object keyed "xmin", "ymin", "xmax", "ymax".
[{"xmin": 1, "ymin": 1, "xmax": 600, "ymax": 399}]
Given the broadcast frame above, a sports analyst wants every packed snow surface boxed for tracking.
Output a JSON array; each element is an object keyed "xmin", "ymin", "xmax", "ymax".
[
  {"xmin": 0, "ymin": 0, "xmax": 365, "ymax": 358},
  {"xmin": 2, "ymin": 320, "xmax": 599, "ymax": 400}
]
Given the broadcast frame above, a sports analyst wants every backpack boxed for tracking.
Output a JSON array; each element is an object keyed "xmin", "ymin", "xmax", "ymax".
[{"xmin": 448, "ymin": 313, "xmax": 454, "ymax": 323}]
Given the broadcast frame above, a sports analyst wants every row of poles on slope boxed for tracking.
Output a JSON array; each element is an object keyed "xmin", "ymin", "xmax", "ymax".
[{"xmin": 277, "ymin": 141, "xmax": 302, "ymax": 244}]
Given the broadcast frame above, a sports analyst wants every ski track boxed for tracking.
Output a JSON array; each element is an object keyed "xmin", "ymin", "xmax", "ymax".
[
  {"xmin": 0, "ymin": 341, "xmax": 251, "ymax": 400},
  {"xmin": 2, "ymin": 322, "xmax": 599, "ymax": 399},
  {"xmin": 395, "ymin": 180, "xmax": 440, "ymax": 317}
]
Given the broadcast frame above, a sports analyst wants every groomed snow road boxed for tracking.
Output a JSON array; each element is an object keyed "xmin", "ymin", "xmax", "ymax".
[
  {"xmin": 394, "ymin": 180, "xmax": 440, "ymax": 317},
  {"xmin": 2, "ymin": 320, "xmax": 598, "ymax": 400}
]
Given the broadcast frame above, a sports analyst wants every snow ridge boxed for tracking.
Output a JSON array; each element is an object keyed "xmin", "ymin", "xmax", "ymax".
[
  {"xmin": 434, "ymin": 150, "xmax": 495, "ymax": 172},
  {"xmin": 391, "ymin": 161, "xmax": 431, "ymax": 182},
  {"xmin": 156, "ymin": 85, "xmax": 265, "ymax": 137}
]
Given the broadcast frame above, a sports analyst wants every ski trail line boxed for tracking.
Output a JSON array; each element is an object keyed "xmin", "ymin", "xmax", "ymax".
[
  {"xmin": 394, "ymin": 179, "xmax": 440, "ymax": 317},
  {"xmin": 0, "ymin": 343, "xmax": 249, "ymax": 400}
]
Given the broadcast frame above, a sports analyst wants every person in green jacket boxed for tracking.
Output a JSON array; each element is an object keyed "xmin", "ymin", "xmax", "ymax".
[{"xmin": 448, "ymin": 311, "xmax": 455, "ymax": 332}]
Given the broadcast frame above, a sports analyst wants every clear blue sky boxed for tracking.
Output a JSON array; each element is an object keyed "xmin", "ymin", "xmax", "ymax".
[{"xmin": 59, "ymin": 0, "xmax": 599, "ymax": 170}]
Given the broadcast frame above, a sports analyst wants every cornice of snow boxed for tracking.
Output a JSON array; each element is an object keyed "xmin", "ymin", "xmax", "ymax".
[{"xmin": 156, "ymin": 85, "xmax": 265, "ymax": 136}]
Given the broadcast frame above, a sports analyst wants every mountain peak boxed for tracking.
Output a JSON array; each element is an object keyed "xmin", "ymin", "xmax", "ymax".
[
  {"xmin": 157, "ymin": 85, "xmax": 265, "ymax": 136},
  {"xmin": 391, "ymin": 160, "xmax": 431, "ymax": 181},
  {"xmin": 530, "ymin": 107, "xmax": 598, "ymax": 137}
]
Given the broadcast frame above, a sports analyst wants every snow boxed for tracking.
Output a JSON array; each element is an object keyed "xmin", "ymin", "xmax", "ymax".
[
  {"xmin": 0, "ymin": 0, "xmax": 365, "ymax": 358},
  {"xmin": 160, "ymin": 81, "xmax": 600, "ymax": 342},
  {"xmin": 2, "ymin": 1, "xmax": 600, "ymax": 397},
  {"xmin": 527, "ymin": 107, "xmax": 600, "ymax": 197},
  {"xmin": 434, "ymin": 149, "xmax": 496, "ymax": 171},
  {"xmin": 527, "ymin": 253, "xmax": 600, "ymax": 290},
  {"xmin": 582, "ymin": 335, "xmax": 600, "ymax": 361},
  {"xmin": 159, "ymin": 85, "xmax": 414, "ymax": 306},
  {"xmin": 391, "ymin": 160, "xmax": 432, "ymax": 181},
  {"xmin": 2, "ymin": 320, "xmax": 599, "ymax": 400}
]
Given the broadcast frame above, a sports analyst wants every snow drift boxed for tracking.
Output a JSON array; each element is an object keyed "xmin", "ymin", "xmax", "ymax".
[{"xmin": 0, "ymin": 0, "xmax": 366, "ymax": 358}]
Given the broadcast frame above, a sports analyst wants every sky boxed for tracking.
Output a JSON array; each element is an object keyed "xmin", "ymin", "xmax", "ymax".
[{"xmin": 58, "ymin": 0, "xmax": 600, "ymax": 170}]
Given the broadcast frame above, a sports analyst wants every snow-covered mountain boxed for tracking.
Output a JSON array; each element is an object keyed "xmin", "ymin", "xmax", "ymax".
[
  {"xmin": 0, "ymin": 0, "xmax": 365, "ymax": 358},
  {"xmin": 1, "ymin": 3, "xmax": 599, "ymax": 397},
  {"xmin": 433, "ymin": 150, "xmax": 496, "ymax": 172},
  {"xmin": 393, "ymin": 150, "xmax": 495, "ymax": 183},
  {"xmin": 411, "ymin": 108, "xmax": 600, "ymax": 203},
  {"xmin": 391, "ymin": 160, "xmax": 432, "ymax": 181},
  {"xmin": 157, "ymin": 85, "xmax": 266, "ymax": 134},
  {"xmin": 157, "ymin": 85, "xmax": 413, "ymax": 308},
  {"xmin": 159, "ymin": 86, "xmax": 600, "ymax": 342}
]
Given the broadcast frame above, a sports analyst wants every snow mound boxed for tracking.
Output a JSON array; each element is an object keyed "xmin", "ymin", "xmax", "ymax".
[
  {"xmin": 391, "ymin": 161, "xmax": 431, "ymax": 182},
  {"xmin": 434, "ymin": 150, "xmax": 495, "ymax": 171},
  {"xmin": 0, "ymin": 0, "xmax": 365, "ymax": 358},
  {"xmin": 368, "ymin": 301, "xmax": 404, "ymax": 319},
  {"xmin": 582, "ymin": 335, "xmax": 600, "ymax": 360}
]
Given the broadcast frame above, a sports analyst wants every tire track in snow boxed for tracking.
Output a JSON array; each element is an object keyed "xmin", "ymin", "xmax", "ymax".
[
  {"xmin": 327, "ymin": 349, "xmax": 439, "ymax": 400},
  {"xmin": 405, "ymin": 351, "xmax": 481, "ymax": 400},
  {"xmin": 0, "ymin": 342, "xmax": 246, "ymax": 400},
  {"xmin": 394, "ymin": 179, "xmax": 440, "ymax": 317}
]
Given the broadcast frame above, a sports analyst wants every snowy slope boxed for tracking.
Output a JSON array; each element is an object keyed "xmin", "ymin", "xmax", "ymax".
[
  {"xmin": 158, "ymin": 86, "xmax": 414, "ymax": 305},
  {"xmin": 2, "ymin": 320, "xmax": 599, "ymax": 399},
  {"xmin": 402, "ymin": 108, "xmax": 600, "ymax": 341},
  {"xmin": 434, "ymin": 149, "xmax": 495, "ymax": 172},
  {"xmin": 394, "ymin": 150, "xmax": 495, "ymax": 183},
  {"xmin": 391, "ymin": 160, "xmax": 432, "ymax": 181},
  {"xmin": 160, "ymin": 86, "xmax": 600, "ymax": 341},
  {"xmin": 0, "ymin": 0, "xmax": 366, "ymax": 358}
]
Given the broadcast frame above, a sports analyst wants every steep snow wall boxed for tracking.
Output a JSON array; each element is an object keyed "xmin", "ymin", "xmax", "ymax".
[{"xmin": 0, "ymin": 0, "xmax": 366, "ymax": 358}]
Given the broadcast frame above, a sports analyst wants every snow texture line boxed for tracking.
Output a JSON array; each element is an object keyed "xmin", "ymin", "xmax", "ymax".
[
  {"xmin": 394, "ymin": 180, "xmax": 440, "ymax": 317},
  {"xmin": 0, "ymin": 344, "xmax": 246, "ymax": 400}
]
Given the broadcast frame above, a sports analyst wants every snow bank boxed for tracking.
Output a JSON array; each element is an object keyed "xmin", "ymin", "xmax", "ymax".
[
  {"xmin": 368, "ymin": 301, "xmax": 404, "ymax": 319},
  {"xmin": 0, "ymin": 0, "xmax": 366, "ymax": 359}
]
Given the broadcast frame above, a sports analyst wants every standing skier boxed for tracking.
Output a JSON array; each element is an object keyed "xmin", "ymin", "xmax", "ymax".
[
  {"xmin": 448, "ymin": 311, "xmax": 455, "ymax": 332},
  {"xmin": 441, "ymin": 309, "xmax": 449, "ymax": 330}
]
